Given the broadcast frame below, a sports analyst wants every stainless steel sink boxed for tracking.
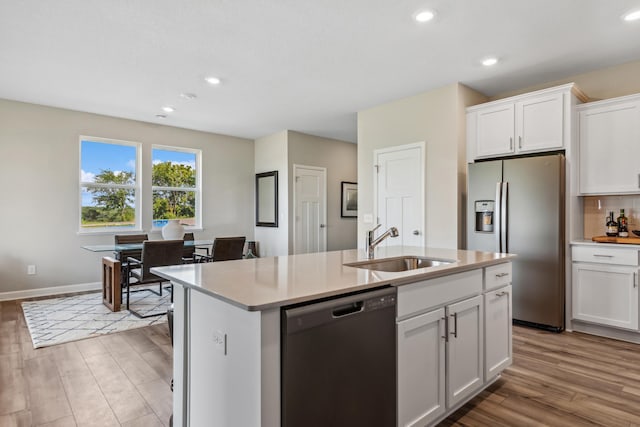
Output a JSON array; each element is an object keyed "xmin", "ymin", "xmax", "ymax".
[{"xmin": 346, "ymin": 256, "xmax": 454, "ymax": 272}]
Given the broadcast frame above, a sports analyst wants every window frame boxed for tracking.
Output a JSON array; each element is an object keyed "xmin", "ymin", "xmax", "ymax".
[
  {"xmin": 78, "ymin": 136, "xmax": 142, "ymax": 234},
  {"xmin": 151, "ymin": 144, "xmax": 202, "ymax": 231}
]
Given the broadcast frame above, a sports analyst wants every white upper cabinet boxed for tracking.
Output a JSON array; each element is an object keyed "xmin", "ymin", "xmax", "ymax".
[
  {"xmin": 578, "ymin": 94, "xmax": 640, "ymax": 195},
  {"xmin": 475, "ymin": 102, "xmax": 515, "ymax": 157},
  {"xmin": 516, "ymin": 92, "xmax": 564, "ymax": 152},
  {"xmin": 467, "ymin": 83, "xmax": 584, "ymax": 161}
]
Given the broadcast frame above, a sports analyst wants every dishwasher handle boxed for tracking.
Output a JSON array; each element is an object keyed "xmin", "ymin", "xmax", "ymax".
[
  {"xmin": 283, "ymin": 287, "xmax": 396, "ymax": 335},
  {"xmin": 332, "ymin": 301, "xmax": 364, "ymax": 318}
]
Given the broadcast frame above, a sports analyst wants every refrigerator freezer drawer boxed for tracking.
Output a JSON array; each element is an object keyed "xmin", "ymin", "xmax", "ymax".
[
  {"xmin": 484, "ymin": 262, "xmax": 513, "ymax": 291},
  {"xmin": 572, "ymin": 246, "xmax": 639, "ymax": 266}
]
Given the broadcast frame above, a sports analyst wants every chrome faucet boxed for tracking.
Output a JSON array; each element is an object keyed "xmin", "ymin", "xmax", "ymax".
[{"xmin": 367, "ymin": 224, "xmax": 399, "ymax": 258}]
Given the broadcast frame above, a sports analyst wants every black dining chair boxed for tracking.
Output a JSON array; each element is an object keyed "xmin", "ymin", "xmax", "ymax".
[
  {"xmin": 182, "ymin": 232, "xmax": 196, "ymax": 263},
  {"xmin": 124, "ymin": 239, "xmax": 184, "ymax": 318},
  {"xmin": 114, "ymin": 233, "xmax": 148, "ymax": 267},
  {"xmin": 195, "ymin": 236, "xmax": 246, "ymax": 262}
]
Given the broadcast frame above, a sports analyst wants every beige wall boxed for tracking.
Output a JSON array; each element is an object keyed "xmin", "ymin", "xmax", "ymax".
[
  {"xmin": 0, "ymin": 99, "xmax": 255, "ymax": 296},
  {"xmin": 491, "ymin": 59, "xmax": 640, "ymax": 102},
  {"xmin": 287, "ymin": 131, "xmax": 357, "ymax": 252},
  {"xmin": 254, "ymin": 131, "xmax": 289, "ymax": 257},
  {"xmin": 357, "ymin": 83, "xmax": 485, "ymax": 250}
]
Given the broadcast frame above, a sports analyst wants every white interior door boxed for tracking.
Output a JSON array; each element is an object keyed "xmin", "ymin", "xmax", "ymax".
[
  {"xmin": 375, "ymin": 143, "xmax": 425, "ymax": 247},
  {"xmin": 294, "ymin": 165, "xmax": 327, "ymax": 254}
]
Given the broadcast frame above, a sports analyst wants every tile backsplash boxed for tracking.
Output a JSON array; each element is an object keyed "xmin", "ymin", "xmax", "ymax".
[{"xmin": 583, "ymin": 195, "xmax": 640, "ymax": 238}]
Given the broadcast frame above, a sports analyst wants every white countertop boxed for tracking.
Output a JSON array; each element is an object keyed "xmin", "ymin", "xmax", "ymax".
[{"xmin": 152, "ymin": 246, "xmax": 514, "ymax": 311}]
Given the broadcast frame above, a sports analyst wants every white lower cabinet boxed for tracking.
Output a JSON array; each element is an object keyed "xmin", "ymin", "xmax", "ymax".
[
  {"xmin": 446, "ymin": 295, "xmax": 484, "ymax": 408},
  {"xmin": 571, "ymin": 244, "xmax": 640, "ymax": 332},
  {"xmin": 397, "ymin": 308, "xmax": 446, "ymax": 427},
  {"xmin": 572, "ymin": 262, "xmax": 639, "ymax": 330},
  {"xmin": 484, "ymin": 285, "xmax": 513, "ymax": 379},
  {"xmin": 397, "ymin": 265, "xmax": 511, "ymax": 427}
]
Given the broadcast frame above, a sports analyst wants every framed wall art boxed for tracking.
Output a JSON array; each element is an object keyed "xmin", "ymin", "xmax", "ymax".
[{"xmin": 341, "ymin": 181, "xmax": 357, "ymax": 218}]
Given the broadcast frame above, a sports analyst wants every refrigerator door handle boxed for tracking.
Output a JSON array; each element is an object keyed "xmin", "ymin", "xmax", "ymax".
[
  {"xmin": 501, "ymin": 182, "xmax": 509, "ymax": 253},
  {"xmin": 495, "ymin": 182, "xmax": 502, "ymax": 252}
]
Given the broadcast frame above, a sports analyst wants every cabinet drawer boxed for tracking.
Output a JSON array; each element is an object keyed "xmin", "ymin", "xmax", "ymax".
[
  {"xmin": 572, "ymin": 246, "xmax": 639, "ymax": 266},
  {"xmin": 397, "ymin": 269, "xmax": 482, "ymax": 319},
  {"xmin": 484, "ymin": 263, "xmax": 512, "ymax": 291}
]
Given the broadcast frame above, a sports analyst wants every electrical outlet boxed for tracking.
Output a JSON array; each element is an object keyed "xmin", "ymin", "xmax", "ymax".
[
  {"xmin": 363, "ymin": 213, "xmax": 373, "ymax": 223},
  {"xmin": 27, "ymin": 265, "xmax": 36, "ymax": 275},
  {"xmin": 213, "ymin": 330, "xmax": 227, "ymax": 355}
]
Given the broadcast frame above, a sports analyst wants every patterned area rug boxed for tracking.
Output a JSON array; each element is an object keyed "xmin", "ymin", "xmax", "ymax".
[{"xmin": 21, "ymin": 286, "xmax": 170, "ymax": 349}]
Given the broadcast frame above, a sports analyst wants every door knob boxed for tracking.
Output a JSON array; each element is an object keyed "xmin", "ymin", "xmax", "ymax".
[
  {"xmin": 413, "ymin": 230, "xmax": 420, "ymax": 235},
  {"xmin": 320, "ymin": 224, "xmax": 326, "ymax": 228}
]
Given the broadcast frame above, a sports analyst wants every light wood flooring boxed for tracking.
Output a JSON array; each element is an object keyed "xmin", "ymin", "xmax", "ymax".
[
  {"xmin": 0, "ymin": 298, "xmax": 173, "ymax": 427},
  {"xmin": 3, "ymin": 295, "xmax": 640, "ymax": 426}
]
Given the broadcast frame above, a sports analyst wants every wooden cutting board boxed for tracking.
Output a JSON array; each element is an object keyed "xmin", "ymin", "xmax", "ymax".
[{"xmin": 592, "ymin": 235, "xmax": 640, "ymax": 244}]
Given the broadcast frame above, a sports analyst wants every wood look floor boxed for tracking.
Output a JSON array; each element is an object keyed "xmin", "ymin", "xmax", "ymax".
[
  {"xmin": 0, "ymin": 297, "xmax": 173, "ymax": 427},
  {"xmin": 3, "ymin": 296, "xmax": 640, "ymax": 427}
]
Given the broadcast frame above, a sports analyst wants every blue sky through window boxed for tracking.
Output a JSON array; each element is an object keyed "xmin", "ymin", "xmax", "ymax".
[
  {"xmin": 81, "ymin": 140, "xmax": 136, "ymax": 182},
  {"xmin": 152, "ymin": 148, "xmax": 196, "ymax": 169}
]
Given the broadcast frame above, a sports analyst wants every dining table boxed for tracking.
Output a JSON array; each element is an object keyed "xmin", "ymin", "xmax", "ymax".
[{"xmin": 82, "ymin": 239, "xmax": 213, "ymax": 312}]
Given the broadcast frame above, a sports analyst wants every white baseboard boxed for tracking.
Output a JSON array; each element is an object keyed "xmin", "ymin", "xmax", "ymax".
[{"xmin": 0, "ymin": 282, "xmax": 102, "ymax": 302}]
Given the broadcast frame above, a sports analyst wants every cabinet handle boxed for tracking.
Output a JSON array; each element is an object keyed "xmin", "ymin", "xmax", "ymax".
[
  {"xmin": 450, "ymin": 313, "xmax": 458, "ymax": 338},
  {"xmin": 495, "ymin": 272, "xmax": 509, "ymax": 278},
  {"xmin": 638, "ymin": 174, "xmax": 640, "ymax": 189},
  {"xmin": 495, "ymin": 291, "xmax": 509, "ymax": 297},
  {"xmin": 593, "ymin": 254, "xmax": 614, "ymax": 258},
  {"xmin": 441, "ymin": 316, "xmax": 449, "ymax": 342},
  {"xmin": 519, "ymin": 136, "xmax": 522, "ymax": 149},
  {"xmin": 635, "ymin": 272, "xmax": 638, "ymax": 288},
  {"xmin": 509, "ymin": 137, "xmax": 513, "ymax": 151}
]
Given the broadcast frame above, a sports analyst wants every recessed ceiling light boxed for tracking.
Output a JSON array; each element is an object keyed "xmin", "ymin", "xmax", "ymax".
[
  {"xmin": 415, "ymin": 10, "xmax": 435, "ymax": 22},
  {"xmin": 205, "ymin": 76, "xmax": 221, "ymax": 85},
  {"xmin": 180, "ymin": 92, "xmax": 197, "ymax": 100},
  {"xmin": 155, "ymin": 114, "xmax": 167, "ymax": 119},
  {"xmin": 162, "ymin": 106, "xmax": 175, "ymax": 113},
  {"xmin": 623, "ymin": 9, "xmax": 640, "ymax": 21},
  {"xmin": 482, "ymin": 57, "xmax": 498, "ymax": 66}
]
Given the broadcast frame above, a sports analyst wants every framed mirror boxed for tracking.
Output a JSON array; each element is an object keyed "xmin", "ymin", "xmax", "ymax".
[{"xmin": 256, "ymin": 171, "xmax": 278, "ymax": 227}]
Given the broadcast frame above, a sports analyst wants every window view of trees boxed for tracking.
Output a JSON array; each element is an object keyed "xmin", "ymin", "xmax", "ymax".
[
  {"xmin": 152, "ymin": 148, "xmax": 198, "ymax": 227},
  {"xmin": 82, "ymin": 171, "xmax": 135, "ymax": 225},
  {"xmin": 80, "ymin": 140, "xmax": 200, "ymax": 231},
  {"xmin": 80, "ymin": 139, "xmax": 139, "ymax": 230}
]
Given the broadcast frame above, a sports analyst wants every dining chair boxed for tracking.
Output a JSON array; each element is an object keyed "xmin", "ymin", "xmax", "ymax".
[
  {"xmin": 182, "ymin": 232, "xmax": 196, "ymax": 263},
  {"xmin": 114, "ymin": 233, "xmax": 148, "ymax": 267},
  {"xmin": 195, "ymin": 236, "xmax": 246, "ymax": 262},
  {"xmin": 124, "ymin": 239, "xmax": 184, "ymax": 318}
]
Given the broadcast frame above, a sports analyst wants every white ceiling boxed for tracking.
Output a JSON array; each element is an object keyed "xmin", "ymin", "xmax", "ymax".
[{"xmin": 1, "ymin": 0, "xmax": 640, "ymax": 143}]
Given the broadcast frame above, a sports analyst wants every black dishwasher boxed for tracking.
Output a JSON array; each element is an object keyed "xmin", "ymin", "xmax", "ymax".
[{"xmin": 281, "ymin": 286, "xmax": 396, "ymax": 427}]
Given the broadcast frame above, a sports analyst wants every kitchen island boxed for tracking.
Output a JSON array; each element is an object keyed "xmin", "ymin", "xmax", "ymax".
[{"xmin": 153, "ymin": 246, "xmax": 515, "ymax": 427}]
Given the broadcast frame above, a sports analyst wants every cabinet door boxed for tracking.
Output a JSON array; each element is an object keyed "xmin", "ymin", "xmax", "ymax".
[
  {"xmin": 476, "ymin": 103, "xmax": 515, "ymax": 158},
  {"xmin": 516, "ymin": 92, "xmax": 564, "ymax": 152},
  {"xmin": 579, "ymin": 100, "xmax": 640, "ymax": 194},
  {"xmin": 484, "ymin": 285, "xmax": 512, "ymax": 380},
  {"xmin": 446, "ymin": 295, "xmax": 484, "ymax": 408},
  {"xmin": 397, "ymin": 308, "xmax": 446, "ymax": 427},
  {"xmin": 572, "ymin": 263, "xmax": 639, "ymax": 330}
]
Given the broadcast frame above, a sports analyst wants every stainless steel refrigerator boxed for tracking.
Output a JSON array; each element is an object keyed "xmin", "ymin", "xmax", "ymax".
[{"xmin": 467, "ymin": 154, "xmax": 565, "ymax": 331}]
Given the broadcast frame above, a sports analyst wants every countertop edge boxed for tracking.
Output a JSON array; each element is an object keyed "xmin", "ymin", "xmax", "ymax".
[{"xmin": 153, "ymin": 254, "xmax": 514, "ymax": 312}]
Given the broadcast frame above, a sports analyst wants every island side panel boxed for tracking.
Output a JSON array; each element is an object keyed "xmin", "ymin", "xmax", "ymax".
[{"xmin": 187, "ymin": 288, "xmax": 264, "ymax": 426}]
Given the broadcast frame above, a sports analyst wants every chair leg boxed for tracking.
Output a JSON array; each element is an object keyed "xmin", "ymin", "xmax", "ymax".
[{"xmin": 126, "ymin": 281, "xmax": 171, "ymax": 319}]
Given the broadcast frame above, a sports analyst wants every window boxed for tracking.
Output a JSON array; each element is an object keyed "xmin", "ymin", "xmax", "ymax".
[
  {"xmin": 79, "ymin": 137, "xmax": 140, "ymax": 232},
  {"xmin": 152, "ymin": 146, "xmax": 201, "ymax": 229}
]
